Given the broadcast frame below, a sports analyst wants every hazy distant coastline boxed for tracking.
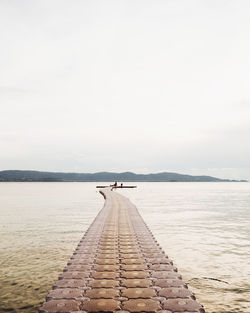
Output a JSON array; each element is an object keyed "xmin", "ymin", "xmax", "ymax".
[{"xmin": 0, "ymin": 170, "xmax": 247, "ymax": 182}]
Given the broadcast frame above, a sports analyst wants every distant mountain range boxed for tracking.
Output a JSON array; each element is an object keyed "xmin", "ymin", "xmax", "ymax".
[{"xmin": 0, "ymin": 170, "xmax": 247, "ymax": 182}]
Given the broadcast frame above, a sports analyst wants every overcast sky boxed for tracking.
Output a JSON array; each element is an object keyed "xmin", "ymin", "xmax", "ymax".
[{"xmin": 0, "ymin": 0, "xmax": 250, "ymax": 180}]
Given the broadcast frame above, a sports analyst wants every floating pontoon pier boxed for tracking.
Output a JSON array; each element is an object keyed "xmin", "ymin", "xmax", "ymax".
[{"xmin": 39, "ymin": 188, "xmax": 205, "ymax": 313}]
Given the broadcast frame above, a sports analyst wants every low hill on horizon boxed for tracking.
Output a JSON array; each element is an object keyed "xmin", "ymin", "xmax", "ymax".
[{"xmin": 0, "ymin": 170, "xmax": 247, "ymax": 182}]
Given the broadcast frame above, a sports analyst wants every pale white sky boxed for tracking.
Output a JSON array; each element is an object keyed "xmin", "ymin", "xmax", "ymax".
[{"xmin": 0, "ymin": 0, "xmax": 250, "ymax": 180}]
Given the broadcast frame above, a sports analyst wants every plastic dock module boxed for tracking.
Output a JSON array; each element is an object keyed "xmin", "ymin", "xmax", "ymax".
[{"xmin": 39, "ymin": 188, "xmax": 205, "ymax": 313}]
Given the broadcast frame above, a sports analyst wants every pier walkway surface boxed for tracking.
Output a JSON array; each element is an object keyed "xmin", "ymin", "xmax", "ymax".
[{"xmin": 39, "ymin": 189, "xmax": 205, "ymax": 313}]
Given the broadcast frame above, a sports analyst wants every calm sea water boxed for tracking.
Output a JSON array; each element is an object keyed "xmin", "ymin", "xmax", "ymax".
[{"xmin": 0, "ymin": 182, "xmax": 249, "ymax": 313}]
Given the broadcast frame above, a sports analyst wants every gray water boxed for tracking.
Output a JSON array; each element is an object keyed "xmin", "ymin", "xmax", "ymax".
[{"xmin": 0, "ymin": 182, "xmax": 249, "ymax": 313}]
